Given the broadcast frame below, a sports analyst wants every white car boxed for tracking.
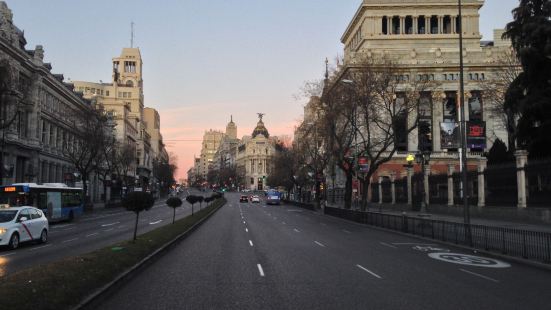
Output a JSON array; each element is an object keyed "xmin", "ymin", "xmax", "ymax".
[
  {"xmin": 0, "ymin": 206, "xmax": 49, "ymax": 250},
  {"xmin": 251, "ymin": 195, "xmax": 261, "ymax": 203}
]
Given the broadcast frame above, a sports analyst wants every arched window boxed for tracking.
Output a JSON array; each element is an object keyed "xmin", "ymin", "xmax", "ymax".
[{"xmin": 125, "ymin": 80, "xmax": 134, "ymax": 87}]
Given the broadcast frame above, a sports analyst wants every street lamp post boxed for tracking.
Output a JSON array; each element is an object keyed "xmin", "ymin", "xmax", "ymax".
[
  {"xmin": 457, "ymin": 0, "xmax": 470, "ymax": 227},
  {"xmin": 415, "ymin": 151, "xmax": 431, "ymax": 213}
]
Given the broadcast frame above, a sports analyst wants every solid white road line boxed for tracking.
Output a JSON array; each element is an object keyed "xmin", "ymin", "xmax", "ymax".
[
  {"xmin": 342, "ymin": 229, "xmax": 352, "ymax": 234},
  {"xmin": 249, "ymin": 240, "xmax": 254, "ymax": 247},
  {"xmin": 62, "ymin": 238, "xmax": 78, "ymax": 243},
  {"xmin": 293, "ymin": 228, "xmax": 300, "ymax": 233},
  {"xmin": 314, "ymin": 241, "xmax": 326, "ymax": 247},
  {"xmin": 86, "ymin": 233, "xmax": 99, "ymax": 237},
  {"xmin": 149, "ymin": 220, "xmax": 163, "ymax": 225},
  {"xmin": 30, "ymin": 244, "xmax": 52, "ymax": 251},
  {"xmin": 0, "ymin": 252, "xmax": 16, "ymax": 257},
  {"xmin": 380, "ymin": 242, "xmax": 398, "ymax": 249},
  {"xmin": 257, "ymin": 264, "xmax": 265, "ymax": 277},
  {"xmin": 460, "ymin": 269, "xmax": 499, "ymax": 283},
  {"xmin": 101, "ymin": 222, "xmax": 120, "ymax": 227},
  {"xmin": 356, "ymin": 264, "xmax": 382, "ymax": 279},
  {"xmin": 104, "ymin": 228, "xmax": 114, "ymax": 232},
  {"xmin": 62, "ymin": 227, "xmax": 76, "ymax": 231}
]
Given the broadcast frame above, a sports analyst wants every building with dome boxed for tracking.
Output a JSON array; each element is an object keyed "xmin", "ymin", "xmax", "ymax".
[{"xmin": 235, "ymin": 114, "xmax": 277, "ymax": 191}]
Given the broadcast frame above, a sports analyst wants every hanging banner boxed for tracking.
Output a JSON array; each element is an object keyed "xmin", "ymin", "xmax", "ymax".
[
  {"xmin": 440, "ymin": 122, "xmax": 460, "ymax": 149},
  {"xmin": 358, "ymin": 157, "xmax": 369, "ymax": 173},
  {"xmin": 467, "ymin": 121, "xmax": 486, "ymax": 149}
]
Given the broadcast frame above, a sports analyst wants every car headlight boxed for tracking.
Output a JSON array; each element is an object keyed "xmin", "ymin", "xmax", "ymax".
[{"xmin": 0, "ymin": 228, "xmax": 7, "ymax": 235}]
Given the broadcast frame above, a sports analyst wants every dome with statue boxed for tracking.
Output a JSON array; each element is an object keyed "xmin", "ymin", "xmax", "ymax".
[{"xmin": 252, "ymin": 113, "xmax": 269, "ymax": 138}]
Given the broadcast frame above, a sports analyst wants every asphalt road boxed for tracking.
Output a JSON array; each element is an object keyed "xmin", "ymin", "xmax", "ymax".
[
  {"xmin": 99, "ymin": 192, "xmax": 551, "ymax": 310},
  {"xmin": 0, "ymin": 189, "xmax": 208, "ymax": 277}
]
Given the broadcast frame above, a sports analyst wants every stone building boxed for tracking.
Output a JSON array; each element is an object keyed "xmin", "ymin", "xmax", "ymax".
[
  {"xmin": 197, "ymin": 129, "xmax": 225, "ymax": 180},
  {"xmin": 72, "ymin": 48, "xmax": 153, "ymax": 189},
  {"xmin": 211, "ymin": 116, "xmax": 239, "ymax": 173},
  {"xmin": 0, "ymin": 2, "xmax": 101, "ymax": 199},
  {"xmin": 235, "ymin": 114, "xmax": 276, "ymax": 191},
  {"xmin": 328, "ymin": 0, "xmax": 513, "ymax": 204}
]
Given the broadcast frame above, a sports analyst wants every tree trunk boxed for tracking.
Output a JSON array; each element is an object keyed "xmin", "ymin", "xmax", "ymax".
[
  {"xmin": 192, "ymin": 204, "xmax": 194, "ymax": 216},
  {"xmin": 172, "ymin": 208, "xmax": 176, "ymax": 224},
  {"xmin": 344, "ymin": 172, "xmax": 353, "ymax": 209},
  {"xmin": 315, "ymin": 180, "xmax": 321, "ymax": 209},
  {"xmin": 133, "ymin": 211, "xmax": 140, "ymax": 241},
  {"xmin": 103, "ymin": 179, "xmax": 108, "ymax": 203},
  {"xmin": 361, "ymin": 177, "xmax": 371, "ymax": 211}
]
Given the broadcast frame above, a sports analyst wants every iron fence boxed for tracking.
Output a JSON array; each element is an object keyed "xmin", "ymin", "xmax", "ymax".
[{"xmin": 324, "ymin": 206, "xmax": 551, "ymax": 264}]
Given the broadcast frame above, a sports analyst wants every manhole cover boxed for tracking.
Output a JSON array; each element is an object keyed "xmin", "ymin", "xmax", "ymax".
[{"xmin": 428, "ymin": 253, "xmax": 511, "ymax": 268}]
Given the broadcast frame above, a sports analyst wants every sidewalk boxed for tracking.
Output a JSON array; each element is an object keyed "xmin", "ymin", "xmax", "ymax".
[{"xmin": 326, "ymin": 202, "xmax": 551, "ymax": 233}]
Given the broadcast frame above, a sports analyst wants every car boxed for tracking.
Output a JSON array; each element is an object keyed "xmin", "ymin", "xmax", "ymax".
[
  {"xmin": 0, "ymin": 206, "xmax": 49, "ymax": 250},
  {"xmin": 251, "ymin": 195, "xmax": 261, "ymax": 203},
  {"xmin": 239, "ymin": 195, "xmax": 249, "ymax": 203},
  {"xmin": 266, "ymin": 194, "xmax": 281, "ymax": 205}
]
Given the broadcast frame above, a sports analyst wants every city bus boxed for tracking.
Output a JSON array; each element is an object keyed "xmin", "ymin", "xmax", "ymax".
[{"xmin": 0, "ymin": 183, "xmax": 84, "ymax": 222}]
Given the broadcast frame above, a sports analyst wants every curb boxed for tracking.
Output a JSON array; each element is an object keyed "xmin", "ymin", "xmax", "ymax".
[
  {"xmin": 321, "ymin": 211, "xmax": 551, "ymax": 272},
  {"xmin": 73, "ymin": 200, "xmax": 226, "ymax": 310}
]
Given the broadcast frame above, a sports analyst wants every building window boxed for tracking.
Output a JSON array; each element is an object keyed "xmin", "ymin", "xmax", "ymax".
[
  {"xmin": 443, "ymin": 91, "xmax": 457, "ymax": 122},
  {"xmin": 41, "ymin": 121, "xmax": 47, "ymax": 144},
  {"xmin": 106, "ymin": 90, "xmax": 110, "ymax": 96},
  {"xmin": 392, "ymin": 16, "xmax": 400, "ymax": 34},
  {"xmin": 443, "ymin": 15, "xmax": 452, "ymax": 34},
  {"xmin": 382, "ymin": 16, "xmax": 388, "ymax": 34},
  {"xmin": 469, "ymin": 91, "xmax": 483, "ymax": 121},
  {"xmin": 418, "ymin": 93, "xmax": 433, "ymax": 152},
  {"xmin": 418, "ymin": 16, "xmax": 426, "ymax": 34},
  {"xmin": 430, "ymin": 16, "xmax": 438, "ymax": 34},
  {"xmin": 405, "ymin": 16, "xmax": 413, "ymax": 34},
  {"xmin": 393, "ymin": 93, "xmax": 408, "ymax": 152}
]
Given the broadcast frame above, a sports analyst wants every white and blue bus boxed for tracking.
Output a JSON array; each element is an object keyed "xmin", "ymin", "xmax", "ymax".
[{"xmin": 0, "ymin": 183, "xmax": 84, "ymax": 222}]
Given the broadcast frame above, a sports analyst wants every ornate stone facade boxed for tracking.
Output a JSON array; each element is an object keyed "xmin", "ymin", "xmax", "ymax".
[
  {"xmin": 235, "ymin": 115, "xmax": 276, "ymax": 191},
  {"xmin": 0, "ymin": 1, "xmax": 100, "ymax": 199}
]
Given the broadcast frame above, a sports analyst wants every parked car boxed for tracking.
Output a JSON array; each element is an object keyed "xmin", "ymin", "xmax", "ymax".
[
  {"xmin": 239, "ymin": 195, "xmax": 249, "ymax": 203},
  {"xmin": 251, "ymin": 195, "xmax": 261, "ymax": 203},
  {"xmin": 0, "ymin": 206, "xmax": 49, "ymax": 250}
]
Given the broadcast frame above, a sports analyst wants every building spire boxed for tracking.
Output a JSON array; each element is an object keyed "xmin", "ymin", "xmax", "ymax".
[
  {"xmin": 231, "ymin": 115, "xmax": 233, "ymax": 122},
  {"xmin": 131, "ymin": 21, "xmax": 135, "ymax": 48}
]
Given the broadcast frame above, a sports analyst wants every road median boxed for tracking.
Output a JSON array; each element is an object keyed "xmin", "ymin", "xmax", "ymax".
[{"xmin": 0, "ymin": 197, "xmax": 226, "ymax": 310}]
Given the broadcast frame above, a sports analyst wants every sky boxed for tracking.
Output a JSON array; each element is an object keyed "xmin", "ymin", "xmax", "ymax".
[{"xmin": 4, "ymin": 0, "xmax": 519, "ymax": 181}]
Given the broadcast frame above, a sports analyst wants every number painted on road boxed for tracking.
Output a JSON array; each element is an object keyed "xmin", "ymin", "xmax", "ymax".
[{"xmin": 428, "ymin": 253, "xmax": 511, "ymax": 268}]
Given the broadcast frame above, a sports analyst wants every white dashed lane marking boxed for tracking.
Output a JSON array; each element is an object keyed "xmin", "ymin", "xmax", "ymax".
[{"xmin": 356, "ymin": 264, "xmax": 382, "ymax": 279}]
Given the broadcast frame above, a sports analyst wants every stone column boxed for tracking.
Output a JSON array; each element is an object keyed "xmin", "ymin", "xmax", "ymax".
[
  {"xmin": 477, "ymin": 157, "xmax": 487, "ymax": 207},
  {"xmin": 452, "ymin": 16, "xmax": 456, "ymax": 34},
  {"xmin": 400, "ymin": 16, "xmax": 405, "ymax": 34},
  {"xmin": 515, "ymin": 150, "xmax": 529, "ymax": 208},
  {"xmin": 407, "ymin": 102, "xmax": 419, "ymax": 152},
  {"xmin": 425, "ymin": 17, "xmax": 430, "ymax": 34},
  {"xmin": 432, "ymin": 92, "xmax": 443, "ymax": 153},
  {"xmin": 390, "ymin": 172, "xmax": 396, "ymax": 205},
  {"xmin": 378, "ymin": 176, "xmax": 383, "ymax": 204},
  {"xmin": 407, "ymin": 166, "xmax": 413, "ymax": 206},
  {"xmin": 438, "ymin": 16, "xmax": 443, "ymax": 34},
  {"xmin": 387, "ymin": 16, "xmax": 392, "ymax": 35},
  {"xmin": 423, "ymin": 164, "xmax": 430, "ymax": 207},
  {"xmin": 413, "ymin": 17, "xmax": 418, "ymax": 34},
  {"xmin": 447, "ymin": 163, "xmax": 455, "ymax": 206}
]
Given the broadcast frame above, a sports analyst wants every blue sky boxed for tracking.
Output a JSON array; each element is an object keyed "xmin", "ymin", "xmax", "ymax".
[{"xmin": 4, "ymin": 0, "xmax": 519, "ymax": 177}]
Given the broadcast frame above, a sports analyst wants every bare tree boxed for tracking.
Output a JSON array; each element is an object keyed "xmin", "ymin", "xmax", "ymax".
[
  {"xmin": 478, "ymin": 49, "xmax": 521, "ymax": 152},
  {"xmin": 112, "ymin": 142, "xmax": 136, "ymax": 193},
  {"xmin": 345, "ymin": 57, "xmax": 433, "ymax": 210},
  {"xmin": 320, "ymin": 82, "xmax": 357, "ymax": 209},
  {"xmin": 63, "ymin": 103, "xmax": 110, "ymax": 203}
]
